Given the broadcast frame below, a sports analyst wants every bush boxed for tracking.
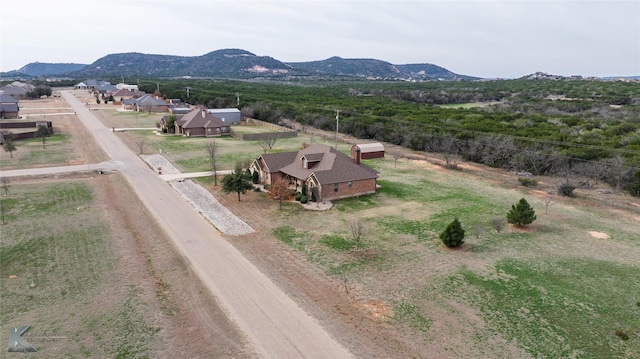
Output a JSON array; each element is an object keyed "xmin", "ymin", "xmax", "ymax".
[
  {"xmin": 300, "ymin": 195, "xmax": 308, "ymax": 204},
  {"xmin": 251, "ymin": 170, "xmax": 259, "ymax": 184},
  {"xmin": 518, "ymin": 177, "xmax": 538, "ymax": 187},
  {"xmin": 439, "ymin": 217, "xmax": 465, "ymax": 248},
  {"xmin": 294, "ymin": 192, "xmax": 302, "ymax": 201},
  {"xmin": 507, "ymin": 198, "xmax": 537, "ymax": 226},
  {"xmin": 558, "ymin": 182, "xmax": 576, "ymax": 197}
]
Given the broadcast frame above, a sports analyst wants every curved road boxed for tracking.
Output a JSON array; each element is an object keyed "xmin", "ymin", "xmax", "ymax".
[{"xmin": 54, "ymin": 92, "xmax": 353, "ymax": 358}]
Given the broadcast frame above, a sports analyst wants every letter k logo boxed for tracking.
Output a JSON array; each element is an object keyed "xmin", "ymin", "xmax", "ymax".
[{"xmin": 8, "ymin": 326, "xmax": 37, "ymax": 352}]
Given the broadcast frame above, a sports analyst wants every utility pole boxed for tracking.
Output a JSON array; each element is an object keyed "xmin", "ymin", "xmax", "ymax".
[
  {"xmin": 335, "ymin": 109, "xmax": 340, "ymax": 149},
  {"xmin": 236, "ymin": 92, "xmax": 240, "ymax": 107}
]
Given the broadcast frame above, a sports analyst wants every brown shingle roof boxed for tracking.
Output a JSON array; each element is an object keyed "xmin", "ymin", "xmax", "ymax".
[
  {"xmin": 178, "ymin": 109, "xmax": 226, "ymax": 129},
  {"xmin": 277, "ymin": 144, "xmax": 378, "ymax": 185}
]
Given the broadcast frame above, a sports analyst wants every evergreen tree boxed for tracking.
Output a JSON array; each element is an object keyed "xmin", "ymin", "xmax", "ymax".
[
  {"xmin": 440, "ymin": 217, "xmax": 465, "ymax": 248},
  {"xmin": 221, "ymin": 165, "xmax": 254, "ymax": 201},
  {"xmin": 507, "ymin": 198, "xmax": 537, "ymax": 226}
]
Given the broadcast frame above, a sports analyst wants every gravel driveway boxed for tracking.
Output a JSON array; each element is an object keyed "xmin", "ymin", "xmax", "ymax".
[{"xmin": 141, "ymin": 154, "xmax": 255, "ymax": 236}]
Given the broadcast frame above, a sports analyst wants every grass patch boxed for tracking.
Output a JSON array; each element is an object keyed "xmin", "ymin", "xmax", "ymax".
[
  {"xmin": 443, "ymin": 258, "xmax": 640, "ymax": 358},
  {"xmin": 334, "ymin": 195, "xmax": 378, "ymax": 212},
  {"xmin": 392, "ymin": 300, "xmax": 432, "ymax": 333},
  {"xmin": 320, "ymin": 234, "xmax": 355, "ymax": 251}
]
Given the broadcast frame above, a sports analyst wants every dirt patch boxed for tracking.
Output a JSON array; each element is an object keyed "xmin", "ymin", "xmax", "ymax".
[{"xmin": 589, "ymin": 231, "xmax": 610, "ymax": 239}]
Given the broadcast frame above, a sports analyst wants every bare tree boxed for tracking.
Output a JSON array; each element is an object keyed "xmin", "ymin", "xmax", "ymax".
[
  {"xmin": 259, "ymin": 138, "xmax": 277, "ymax": 154},
  {"xmin": 268, "ymin": 177, "xmax": 292, "ymax": 209},
  {"xmin": 348, "ymin": 219, "xmax": 365, "ymax": 250},
  {"xmin": 0, "ymin": 200, "xmax": 5, "ymax": 225},
  {"xmin": 207, "ymin": 140, "xmax": 219, "ymax": 186},
  {"xmin": 472, "ymin": 224, "xmax": 483, "ymax": 239},
  {"xmin": 491, "ymin": 217, "xmax": 506, "ymax": 233},
  {"xmin": 543, "ymin": 196, "xmax": 556, "ymax": 214},
  {"xmin": 1, "ymin": 177, "xmax": 10, "ymax": 196},
  {"xmin": 135, "ymin": 138, "xmax": 146, "ymax": 154},
  {"xmin": 392, "ymin": 151, "xmax": 402, "ymax": 169}
]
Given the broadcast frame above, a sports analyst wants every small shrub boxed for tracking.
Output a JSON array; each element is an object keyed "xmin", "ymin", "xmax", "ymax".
[
  {"xmin": 263, "ymin": 184, "xmax": 270, "ymax": 190},
  {"xmin": 615, "ymin": 328, "xmax": 633, "ymax": 341},
  {"xmin": 300, "ymin": 195, "xmax": 308, "ymax": 204},
  {"xmin": 440, "ymin": 217, "xmax": 465, "ymax": 248},
  {"xmin": 253, "ymin": 187, "xmax": 261, "ymax": 192},
  {"xmin": 518, "ymin": 177, "xmax": 538, "ymax": 187},
  {"xmin": 294, "ymin": 192, "xmax": 302, "ymax": 201},
  {"xmin": 558, "ymin": 182, "xmax": 576, "ymax": 197}
]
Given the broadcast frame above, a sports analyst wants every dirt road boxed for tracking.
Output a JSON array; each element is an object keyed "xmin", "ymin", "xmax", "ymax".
[{"xmin": 60, "ymin": 91, "xmax": 353, "ymax": 358}]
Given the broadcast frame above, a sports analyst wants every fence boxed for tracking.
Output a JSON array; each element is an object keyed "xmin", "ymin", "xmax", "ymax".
[{"xmin": 231, "ymin": 118, "xmax": 298, "ymax": 140}]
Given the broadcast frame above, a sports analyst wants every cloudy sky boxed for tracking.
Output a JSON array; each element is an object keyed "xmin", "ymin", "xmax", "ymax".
[{"xmin": 1, "ymin": 0, "xmax": 638, "ymax": 78}]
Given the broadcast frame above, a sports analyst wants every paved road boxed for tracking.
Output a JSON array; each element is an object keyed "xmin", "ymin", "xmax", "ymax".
[{"xmin": 54, "ymin": 92, "xmax": 354, "ymax": 359}]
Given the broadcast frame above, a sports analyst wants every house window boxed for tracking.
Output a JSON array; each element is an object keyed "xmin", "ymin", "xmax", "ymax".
[
  {"xmin": 222, "ymin": 127, "xmax": 228, "ymax": 132},
  {"xmin": 303, "ymin": 158, "xmax": 308, "ymax": 169},
  {"xmin": 334, "ymin": 183, "xmax": 339, "ymax": 192},
  {"xmin": 207, "ymin": 128, "xmax": 211, "ymax": 134},
  {"xmin": 348, "ymin": 181, "xmax": 352, "ymax": 188}
]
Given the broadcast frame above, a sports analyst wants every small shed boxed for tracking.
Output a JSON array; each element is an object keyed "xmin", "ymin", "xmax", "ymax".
[
  {"xmin": 351, "ymin": 143, "xmax": 385, "ymax": 162},
  {"xmin": 207, "ymin": 108, "xmax": 241, "ymax": 124}
]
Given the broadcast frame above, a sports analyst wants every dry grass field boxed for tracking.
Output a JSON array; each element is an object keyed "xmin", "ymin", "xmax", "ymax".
[{"xmin": 2, "ymin": 92, "xmax": 639, "ymax": 358}]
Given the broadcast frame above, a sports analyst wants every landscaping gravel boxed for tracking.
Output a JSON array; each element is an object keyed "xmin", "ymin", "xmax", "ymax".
[{"xmin": 141, "ymin": 154, "xmax": 255, "ymax": 236}]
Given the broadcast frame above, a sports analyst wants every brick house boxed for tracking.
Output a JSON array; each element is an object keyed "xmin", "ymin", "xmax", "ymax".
[
  {"xmin": 252, "ymin": 144, "xmax": 379, "ymax": 202},
  {"xmin": 175, "ymin": 109, "xmax": 229, "ymax": 137},
  {"xmin": 0, "ymin": 94, "xmax": 20, "ymax": 119}
]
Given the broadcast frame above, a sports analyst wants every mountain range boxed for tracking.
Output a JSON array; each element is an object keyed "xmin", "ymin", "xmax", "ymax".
[{"xmin": 2, "ymin": 49, "xmax": 477, "ymax": 81}]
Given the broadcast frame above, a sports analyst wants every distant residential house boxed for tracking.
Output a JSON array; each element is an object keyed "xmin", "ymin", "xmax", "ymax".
[
  {"xmin": 351, "ymin": 143, "xmax": 385, "ymax": 160},
  {"xmin": 115, "ymin": 83, "xmax": 139, "ymax": 92},
  {"xmin": 252, "ymin": 144, "xmax": 379, "ymax": 202},
  {"xmin": 74, "ymin": 79, "xmax": 110, "ymax": 90},
  {"xmin": 207, "ymin": 108, "xmax": 242, "ymax": 124},
  {"xmin": 112, "ymin": 88, "xmax": 146, "ymax": 101},
  {"xmin": 0, "ymin": 94, "xmax": 20, "ymax": 119},
  {"xmin": 0, "ymin": 81, "xmax": 35, "ymax": 98},
  {"xmin": 133, "ymin": 94, "xmax": 170, "ymax": 113},
  {"xmin": 175, "ymin": 109, "xmax": 229, "ymax": 137},
  {"xmin": 96, "ymin": 83, "xmax": 118, "ymax": 94}
]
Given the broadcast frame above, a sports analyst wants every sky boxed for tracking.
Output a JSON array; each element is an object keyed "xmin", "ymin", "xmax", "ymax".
[{"xmin": 1, "ymin": 0, "xmax": 638, "ymax": 78}]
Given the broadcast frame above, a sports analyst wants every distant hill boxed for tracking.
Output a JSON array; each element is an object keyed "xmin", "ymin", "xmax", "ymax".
[
  {"xmin": 72, "ymin": 49, "xmax": 293, "ymax": 78},
  {"xmin": 289, "ymin": 57, "xmax": 474, "ymax": 80},
  {"xmin": 2, "ymin": 49, "xmax": 477, "ymax": 81},
  {"xmin": 14, "ymin": 62, "xmax": 87, "ymax": 77}
]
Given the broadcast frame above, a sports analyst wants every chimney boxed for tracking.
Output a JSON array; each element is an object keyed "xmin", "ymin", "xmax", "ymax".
[
  {"xmin": 201, "ymin": 109, "xmax": 206, "ymax": 118},
  {"xmin": 354, "ymin": 148, "xmax": 361, "ymax": 164}
]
